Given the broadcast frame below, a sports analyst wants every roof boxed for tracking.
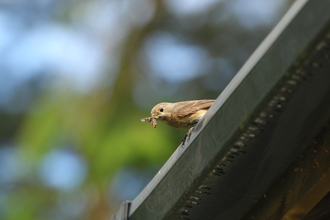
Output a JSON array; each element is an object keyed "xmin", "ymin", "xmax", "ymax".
[{"xmin": 111, "ymin": 0, "xmax": 330, "ymax": 219}]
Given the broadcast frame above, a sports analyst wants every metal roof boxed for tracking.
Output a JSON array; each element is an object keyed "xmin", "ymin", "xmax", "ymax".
[{"xmin": 112, "ymin": 0, "xmax": 330, "ymax": 219}]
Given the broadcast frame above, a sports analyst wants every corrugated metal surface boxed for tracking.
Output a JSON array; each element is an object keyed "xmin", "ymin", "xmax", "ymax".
[{"xmin": 111, "ymin": 0, "xmax": 330, "ymax": 219}]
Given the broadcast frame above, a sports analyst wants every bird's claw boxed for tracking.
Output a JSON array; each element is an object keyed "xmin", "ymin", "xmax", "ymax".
[{"xmin": 181, "ymin": 127, "xmax": 194, "ymax": 146}]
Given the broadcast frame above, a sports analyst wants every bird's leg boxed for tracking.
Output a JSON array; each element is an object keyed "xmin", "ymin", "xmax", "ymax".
[{"xmin": 181, "ymin": 126, "xmax": 195, "ymax": 146}]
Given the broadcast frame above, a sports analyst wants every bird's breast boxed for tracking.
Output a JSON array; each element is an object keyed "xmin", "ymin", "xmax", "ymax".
[{"xmin": 161, "ymin": 110, "xmax": 207, "ymax": 129}]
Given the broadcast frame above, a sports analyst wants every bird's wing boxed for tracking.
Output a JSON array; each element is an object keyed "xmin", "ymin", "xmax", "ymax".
[{"xmin": 175, "ymin": 100, "xmax": 215, "ymax": 117}]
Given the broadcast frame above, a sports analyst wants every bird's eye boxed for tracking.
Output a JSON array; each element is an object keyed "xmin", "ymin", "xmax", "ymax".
[{"xmin": 159, "ymin": 108, "xmax": 164, "ymax": 112}]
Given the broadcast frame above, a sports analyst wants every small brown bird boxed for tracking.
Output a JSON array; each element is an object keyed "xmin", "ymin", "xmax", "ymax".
[{"xmin": 141, "ymin": 100, "xmax": 215, "ymax": 145}]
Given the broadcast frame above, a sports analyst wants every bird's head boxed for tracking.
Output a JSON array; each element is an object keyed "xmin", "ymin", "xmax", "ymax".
[{"xmin": 151, "ymin": 102, "xmax": 172, "ymax": 121}]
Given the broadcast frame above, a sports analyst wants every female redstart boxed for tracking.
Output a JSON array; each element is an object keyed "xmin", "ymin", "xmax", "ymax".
[{"xmin": 141, "ymin": 100, "xmax": 215, "ymax": 144}]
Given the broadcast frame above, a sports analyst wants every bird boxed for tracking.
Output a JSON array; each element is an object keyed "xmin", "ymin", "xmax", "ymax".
[{"xmin": 141, "ymin": 100, "xmax": 215, "ymax": 145}]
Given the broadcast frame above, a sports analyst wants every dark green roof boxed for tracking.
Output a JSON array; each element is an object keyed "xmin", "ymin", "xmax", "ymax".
[{"xmin": 112, "ymin": 0, "xmax": 330, "ymax": 219}]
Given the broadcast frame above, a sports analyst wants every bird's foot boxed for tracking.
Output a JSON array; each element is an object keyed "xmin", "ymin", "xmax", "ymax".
[{"xmin": 182, "ymin": 127, "xmax": 194, "ymax": 146}]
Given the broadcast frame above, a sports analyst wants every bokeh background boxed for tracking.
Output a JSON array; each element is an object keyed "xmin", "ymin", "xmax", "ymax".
[{"xmin": 0, "ymin": 0, "xmax": 294, "ymax": 219}]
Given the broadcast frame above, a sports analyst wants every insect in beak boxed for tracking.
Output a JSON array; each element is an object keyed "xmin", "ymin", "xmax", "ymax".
[{"xmin": 140, "ymin": 117, "xmax": 157, "ymax": 128}]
